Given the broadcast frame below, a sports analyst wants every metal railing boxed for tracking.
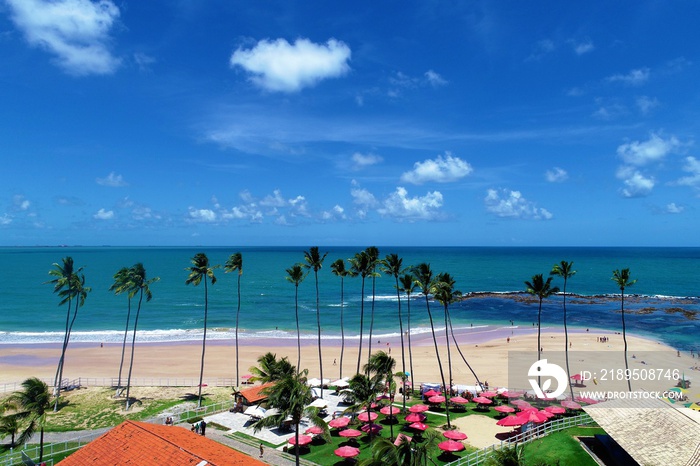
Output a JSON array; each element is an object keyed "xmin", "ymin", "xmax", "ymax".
[
  {"xmin": 445, "ymin": 413, "xmax": 594, "ymax": 466},
  {"xmin": 1, "ymin": 377, "xmax": 238, "ymax": 394}
]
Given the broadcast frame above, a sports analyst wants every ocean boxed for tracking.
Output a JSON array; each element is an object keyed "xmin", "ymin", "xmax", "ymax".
[{"xmin": 1, "ymin": 246, "xmax": 698, "ymax": 351}]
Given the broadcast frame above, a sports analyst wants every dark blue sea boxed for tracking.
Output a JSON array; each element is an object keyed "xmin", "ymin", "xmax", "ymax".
[{"xmin": 1, "ymin": 247, "xmax": 698, "ymax": 351}]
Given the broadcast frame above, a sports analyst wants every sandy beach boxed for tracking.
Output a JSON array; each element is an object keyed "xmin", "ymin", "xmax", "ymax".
[{"xmin": 2, "ymin": 327, "xmax": 697, "ymax": 401}]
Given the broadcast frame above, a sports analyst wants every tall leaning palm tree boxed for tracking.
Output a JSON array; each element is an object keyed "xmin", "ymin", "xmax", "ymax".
[
  {"xmin": 399, "ymin": 274, "xmax": 418, "ymax": 394},
  {"xmin": 110, "ymin": 266, "xmax": 135, "ymax": 397},
  {"xmin": 185, "ymin": 253, "xmax": 218, "ymax": 408},
  {"xmin": 413, "ymin": 263, "xmax": 451, "ymax": 429},
  {"xmin": 124, "ymin": 263, "xmax": 158, "ymax": 410},
  {"xmin": 365, "ymin": 246, "xmax": 380, "ymax": 364},
  {"xmin": 303, "ymin": 246, "xmax": 328, "ymax": 398},
  {"xmin": 224, "ymin": 252, "xmax": 243, "ymax": 388},
  {"xmin": 381, "ymin": 253, "xmax": 408, "ymax": 411},
  {"xmin": 10, "ymin": 378, "xmax": 51, "ymax": 463},
  {"xmin": 432, "ymin": 273, "xmax": 460, "ymax": 397},
  {"xmin": 286, "ymin": 264, "xmax": 306, "ymax": 373},
  {"xmin": 525, "ymin": 273, "xmax": 559, "ymax": 390},
  {"xmin": 330, "ymin": 258, "xmax": 351, "ymax": 379},
  {"xmin": 612, "ymin": 268, "xmax": 637, "ymax": 392},
  {"xmin": 349, "ymin": 251, "xmax": 371, "ymax": 374},
  {"xmin": 550, "ymin": 261, "xmax": 576, "ymax": 401}
]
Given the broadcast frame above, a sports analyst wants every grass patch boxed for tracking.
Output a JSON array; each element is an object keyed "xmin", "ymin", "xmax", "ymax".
[{"xmin": 521, "ymin": 427, "xmax": 606, "ymax": 466}]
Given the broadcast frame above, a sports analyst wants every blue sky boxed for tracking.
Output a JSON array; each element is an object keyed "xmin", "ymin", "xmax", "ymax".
[{"xmin": 1, "ymin": 1, "xmax": 699, "ymax": 247}]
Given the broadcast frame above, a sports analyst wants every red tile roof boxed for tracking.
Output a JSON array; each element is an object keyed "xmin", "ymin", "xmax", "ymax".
[
  {"xmin": 57, "ymin": 420, "xmax": 265, "ymax": 466},
  {"xmin": 238, "ymin": 382, "xmax": 274, "ymax": 405}
]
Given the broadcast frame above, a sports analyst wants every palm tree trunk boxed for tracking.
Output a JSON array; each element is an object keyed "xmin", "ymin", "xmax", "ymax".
[
  {"xmin": 356, "ymin": 277, "xmax": 366, "ymax": 375},
  {"xmin": 444, "ymin": 303, "xmax": 452, "ymax": 399},
  {"xmin": 621, "ymin": 291, "xmax": 631, "ymax": 391},
  {"xmin": 339, "ymin": 277, "xmax": 345, "ymax": 379},
  {"xmin": 197, "ymin": 278, "xmax": 208, "ymax": 408},
  {"xmin": 125, "ymin": 290, "xmax": 144, "ymax": 410},
  {"xmin": 425, "ymin": 295, "xmax": 450, "ymax": 428},
  {"xmin": 367, "ymin": 276, "xmax": 376, "ymax": 367},
  {"xmin": 315, "ymin": 272, "xmax": 324, "ymax": 398},
  {"xmin": 563, "ymin": 282, "xmax": 575, "ymax": 401},
  {"xmin": 295, "ymin": 286, "xmax": 301, "ymax": 374},
  {"xmin": 407, "ymin": 294, "xmax": 415, "ymax": 395},
  {"xmin": 38, "ymin": 427, "xmax": 44, "ymax": 463},
  {"xmin": 294, "ymin": 425, "xmax": 301, "ymax": 466},
  {"xmin": 448, "ymin": 312, "xmax": 483, "ymax": 388},
  {"xmin": 235, "ymin": 274, "xmax": 241, "ymax": 388},
  {"xmin": 55, "ymin": 298, "xmax": 79, "ymax": 412},
  {"xmin": 53, "ymin": 300, "xmax": 72, "ymax": 397},
  {"xmin": 116, "ymin": 298, "xmax": 132, "ymax": 396},
  {"xmin": 394, "ymin": 277, "xmax": 407, "ymax": 412},
  {"xmin": 537, "ymin": 299, "xmax": 543, "ymax": 389}
]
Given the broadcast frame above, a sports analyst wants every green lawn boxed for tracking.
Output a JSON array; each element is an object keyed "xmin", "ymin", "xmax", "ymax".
[{"xmin": 521, "ymin": 427, "xmax": 606, "ymax": 466}]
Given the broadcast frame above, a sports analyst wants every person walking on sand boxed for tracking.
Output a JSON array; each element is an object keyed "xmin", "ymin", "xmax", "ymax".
[{"xmin": 259, "ymin": 443, "xmax": 264, "ymax": 458}]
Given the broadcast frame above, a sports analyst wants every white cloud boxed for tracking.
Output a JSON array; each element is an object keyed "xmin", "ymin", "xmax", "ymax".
[
  {"xmin": 378, "ymin": 187, "xmax": 443, "ymax": 220},
  {"xmin": 230, "ymin": 38, "xmax": 351, "ymax": 92},
  {"xmin": 0, "ymin": 214, "xmax": 12, "ymax": 225},
  {"xmin": 350, "ymin": 181, "xmax": 378, "ymax": 208},
  {"xmin": 616, "ymin": 133, "xmax": 680, "ymax": 166},
  {"xmin": 485, "ymin": 189, "xmax": 553, "ymax": 220},
  {"xmin": 666, "ymin": 203, "xmax": 684, "ymax": 214},
  {"xmin": 425, "ymin": 70, "xmax": 447, "ymax": 87},
  {"xmin": 188, "ymin": 208, "xmax": 216, "ymax": 222},
  {"xmin": 93, "ymin": 208, "xmax": 114, "ymax": 220},
  {"xmin": 322, "ymin": 205, "xmax": 346, "ymax": 221},
  {"xmin": 133, "ymin": 52, "xmax": 155, "ymax": 71},
  {"xmin": 527, "ymin": 39, "xmax": 555, "ymax": 61},
  {"xmin": 401, "ymin": 152, "xmax": 473, "ymax": 184},
  {"xmin": 13, "ymin": 195, "xmax": 31, "ymax": 211},
  {"xmin": 351, "ymin": 152, "xmax": 383, "ymax": 169},
  {"xmin": 677, "ymin": 156, "xmax": 700, "ymax": 188},
  {"xmin": 616, "ymin": 166, "xmax": 655, "ymax": 198},
  {"xmin": 606, "ymin": 68, "xmax": 650, "ymax": 86},
  {"xmin": 260, "ymin": 189, "xmax": 287, "ymax": 207},
  {"xmin": 545, "ymin": 167, "xmax": 568, "ymax": 183},
  {"xmin": 96, "ymin": 172, "xmax": 127, "ymax": 187},
  {"xmin": 5, "ymin": 0, "xmax": 121, "ymax": 75},
  {"xmin": 636, "ymin": 96, "xmax": 659, "ymax": 115},
  {"xmin": 572, "ymin": 39, "xmax": 594, "ymax": 55}
]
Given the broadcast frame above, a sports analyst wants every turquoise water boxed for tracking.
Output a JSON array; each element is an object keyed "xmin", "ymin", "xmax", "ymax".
[{"xmin": 1, "ymin": 246, "xmax": 698, "ymax": 350}]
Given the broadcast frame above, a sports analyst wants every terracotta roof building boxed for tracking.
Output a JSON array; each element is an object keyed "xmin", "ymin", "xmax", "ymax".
[
  {"xmin": 237, "ymin": 382, "xmax": 274, "ymax": 405},
  {"xmin": 57, "ymin": 420, "xmax": 265, "ymax": 466}
]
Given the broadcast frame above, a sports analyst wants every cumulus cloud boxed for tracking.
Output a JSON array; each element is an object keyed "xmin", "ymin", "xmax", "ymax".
[
  {"xmin": 676, "ymin": 156, "xmax": 700, "ymax": 188},
  {"xmin": 606, "ymin": 68, "xmax": 650, "ymax": 86},
  {"xmin": 424, "ymin": 70, "xmax": 447, "ymax": 87},
  {"xmin": 96, "ymin": 172, "xmax": 128, "ymax": 187},
  {"xmin": 0, "ymin": 214, "xmax": 12, "ymax": 225},
  {"xmin": 5, "ymin": 0, "xmax": 121, "ymax": 75},
  {"xmin": 666, "ymin": 203, "xmax": 684, "ymax": 214},
  {"xmin": 572, "ymin": 39, "xmax": 594, "ymax": 55},
  {"xmin": 351, "ymin": 152, "xmax": 383, "ymax": 169},
  {"xmin": 188, "ymin": 208, "xmax": 216, "ymax": 222},
  {"xmin": 545, "ymin": 167, "xmax": 568, "ymax": 183},
  {"xmin": 636, "ymin": 96, "xmax": 659, "ymax": 115},
  {"xmin": 389, "ymin": 70, "xmax": 447, "ymax": 93},
  {"xmin": 13, "ymin": 195, "xmax": 31, "ymax": 211},
  {"xmin": 230, "ymin": 38, "xmax": 351, "ymax": 92},
  {"xmin": 401, "ymin": 152, "xmax": 473, "ymax": 184},
  {"xmin": 321, "ymin": 205, "xmax": 346, "ymax": 221},
  {"xmin": 484, "ymin": 189, "xmax": 553, "ymax": 220},
  {"xmin": 616, "ymin": 166, "xmax": 655, "ymax": 198},
  {"xmin": 93, "ymin": 208, "xmax": 114, "ymax": 220},
  {"xmin": 377, "ymin": 187, "xmax": 443, "ymax": 220},
  {"xmin": 617, "ymin": 133, "xmax": 680, "ymax": 166}
]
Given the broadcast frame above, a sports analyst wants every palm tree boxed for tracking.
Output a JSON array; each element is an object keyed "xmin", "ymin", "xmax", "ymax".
[
  {"xmin": 398, "ymin": 274, "xmax": 417, "ymax": 394},
  {"xmin": 349, "ymin": 251, "xmax": 371, "ymax": 374},
  {"xmin": 550, "ymin": 261, "xmax": 577, "ymax": 401},
  {"xmin": 365, "ymin": 246, "xmax": 380, "ymax": 364},
  {"xmin": 612, "ymin": 268, "xmax": 637, "ymax": 391},
  {"xmin": 412, "ymin": 263, "xmax": 451, "ymax": 429},
  {"xmin": 331, "ymin": 258, "xmax": 352, "ymax": 379},
  {"xmin": 110, "ymin": 266, "xmax": 135, "ymax": 397},
  {"xmin": 381, "ymin": 254, "xmax": 408, "ymax": 411},
  {"xmin": 185, "ymin": 253, "xmax": 218, "ymax": 408},
  {"xmin": 0, "ymin": 400, "xmax": 20, "ymax": 449},
  {"xmin": 432, "ymin": 273, "xmax": 460, "ymax": 398},
  {"xmin": 252, "ymin": 370, "xmax": 327, "ymax": 466},
  {"xmin": 249, "ymin": 352, "xmax": 295, "ymax": 383},
  {"xmin": 360, "ymin": 429, "xmax": 440, "ymax": 466},
  {"xmin": 342, "ymin": 372, "xmax": 385, "ymax": 440},
  {"xmin": 286, "ymin": 264, "xmax": 306, "ymax": 373},
  {"xmin": 365, "ymin": 351, "xmax": 396, "ymax": 440},
  {"xmin": 224, "ymin": 252, "xmax": 243, "ymax": 388},
  {"xmin": 124, "ymin": 263, "xmax": 158, "ymax": 410},
  {"xmin": 485, "ymin": 444, "xmax": 525, "ymax": 466},
  {"xmin": 45, "ymin": 257, "xmax": 89, "ymax": 411},
  {"xmin": 525, "ymin": 274, "xmax": 559, "ymax": 390},
  {"xmin": 10, "ymin": 378, "xmax": 51, "ymax": 463},
  {"xmin": 303, "ymin": 246, "xmax": 328, "ymax": 397}
]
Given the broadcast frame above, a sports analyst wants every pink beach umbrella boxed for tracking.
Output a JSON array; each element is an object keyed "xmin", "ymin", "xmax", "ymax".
[
  {"xmin": 494, "ymin": 405, "xmax": 516, "ymax": 414},
  {"xmin": 438, "ymin": 440, "xmax": 465, "ymax": 452},
  {"xmin": 409, "ymin": 404, "xmax": 430, "ymax": 413},
  {"xmin": 405, "ymin": 412, "xmax": 427, "ymax": 423},
  {"xmin": 409, "ymin": 422, "xmax": 429, "ymax": 431},
  {"xmin": 500, "ymin": 390, "xmax": 523, "ymax": 398},
  {"xmin": 339, "ymin": 428, "xmax": 363, "ymax": 438},
  {"xmin": 394, "ymin": 433, "xmax": 412, "ymax": 446},
  {"xmin": 329, "ymin": 417, "xmax": 351, "ymax": 428},
  {"xmin": 357, "ymin": 411, "xmax": 379, "ymax": 422},
  {"xmin": 511, "ymin": 399, "xmax": 531, "ymax": 406},
  {"xmin": 473, "ymin": 396, "xmax": 493, "ymax": 405},
  {"xmin": 545, "ymin": 406, "xmax": 566, "ymax": 415},
  {"xmin": 570, "ymin": 373, "xmax": 583, "ymax": 381},
  {"xmin": 480, "ymin": 391, "xmax": 498, "ymax": 398},
  {"xmin": 576, "ymin": 396, "xmax": 599, "ymax": 405},
  {"xmin": 334, "ymin": 446, "xmax": 361, "ymax": 458},
  {"xmin": 423, "ymin": 389, "xmax": 441, "ymax": 397},
  {"xmin": 540, "ymin": 410, "xmax": 555, "ymax": 419},
  {"xmin": 443, "ymin": 430, "xmax": 468, "ymax": 441},
  {"xmin": 496, "ymin": 415, "xmax": 524, "ymax": 427},
  {"xmin": 305, "ymin": 425, "xmax": 324, "ymax": 435},
  {"xmin": 361, "ymin": 423, "xmax": 383, "ymax": 434},
  {"xmin": 428, "ymin": 395, "xmax": 446, "ymax": 403},
  {"xmin": 449, "ymin": 396, "xmax": 469, "ymax": 404},
  {"xmin": 517, "ymin": 410, "xmax": 549, "ymax": 424},
  {"xmin": 561, "ymin": 400, "xmax": 582, "ymax": 410},
  {"xmin": 288, "ymin": 434, "xmax": 313, "ymax": 446},
  {"xmin": 380, "ymin": 405, "xmax": 401, "ymax": 416}
]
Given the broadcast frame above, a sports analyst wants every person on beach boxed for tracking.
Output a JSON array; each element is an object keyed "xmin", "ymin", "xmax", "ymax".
[
  {"xmin": 259, "ymin": 443, "xmax": 264, "ymax": 458},
  {"xmin": 200, "ymin": 420, "xmax": 206, "ymax": 436}
]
